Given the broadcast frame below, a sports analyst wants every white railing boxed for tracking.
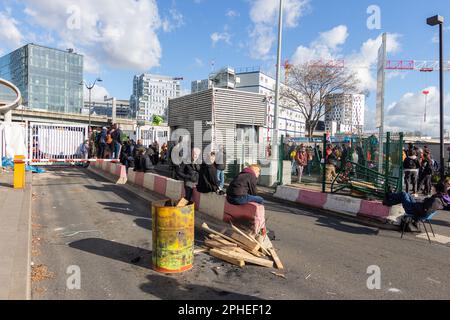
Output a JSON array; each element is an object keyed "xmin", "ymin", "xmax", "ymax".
[{"xmin": 28, "ymin": 123, "xmax": 88, "ymax": 165}]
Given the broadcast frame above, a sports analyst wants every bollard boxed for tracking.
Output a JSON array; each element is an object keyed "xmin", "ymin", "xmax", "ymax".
[{"xmin": 13, "ymin": 155, "xmax": 26, "ymax": 189}]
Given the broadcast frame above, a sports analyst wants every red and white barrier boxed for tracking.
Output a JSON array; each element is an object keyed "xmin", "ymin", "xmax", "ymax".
[
  {"xmin": 88, "ymin": 160, "xmax": 127, "ymax": 185},
  {"xmin": 127, "ymin": 169, "xmax": 184, "ymax": 201},
  {"xmin": 274, "ymin": 185, "xmax": 402, "ymax": 224}
]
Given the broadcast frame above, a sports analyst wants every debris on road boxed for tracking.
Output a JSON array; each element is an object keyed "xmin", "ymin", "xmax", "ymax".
[
  {"xmin": 271, "ymin": 272, "xmax": 287, "ymax": 279},
  {"xmin": 201, "ymin": 223, "xmax": 284, "ymax": 270},
  {"xmin": 31, "ymin": 264, "xmax": 54, "ymax": 282}
]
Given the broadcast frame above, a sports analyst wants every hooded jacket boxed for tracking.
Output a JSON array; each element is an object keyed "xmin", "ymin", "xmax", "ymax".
[
  {"xmin": 226, "ymin": 168, "xmax": 258, "ymax": 198},
  {"xmin": 403, "ymin": 155, "xmax": 420, "ymax": 170}
]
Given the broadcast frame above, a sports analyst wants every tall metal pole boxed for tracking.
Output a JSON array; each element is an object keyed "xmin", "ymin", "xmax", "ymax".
[
  {"xmin": 89, "ymin": 87, "xmax": 92, "ymax": 129},
  {"xmin": 273, "ymin": 0, "xmax": 283, "ymax": 161},
  {"xmin": 439, "ymin": 23, "xmax": 445, "ymax": 180}
]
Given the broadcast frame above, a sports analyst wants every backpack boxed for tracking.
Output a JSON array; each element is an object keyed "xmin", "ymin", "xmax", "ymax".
[
  {"xmin": 106, "ymin": 134, "xmax": 113, "ymax": 144},
  {"xmin": 405, "ymin": 157, "xmax": 417, "ymax": 169}
]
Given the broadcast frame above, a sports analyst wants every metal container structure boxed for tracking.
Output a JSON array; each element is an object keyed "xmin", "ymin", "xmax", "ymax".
[{"xmin": 151, "ymin": 200, "xmax": 195, "ymax": 273}]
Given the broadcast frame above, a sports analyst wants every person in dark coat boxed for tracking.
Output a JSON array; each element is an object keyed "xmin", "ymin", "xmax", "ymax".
[
  {"xmin": 403, "ymin": 150, "xmax": 420, "ymax": 195},
  {"xmin": 226, "ymin": 165, "xmax": 263, "ymax": 205},
  {"xmin": 174, "ymin": 148, "xmax": 201, "ymax": 201},
  {"xmin": 197, "ymin": 152, "xmax": 221, "ymax": 194}
]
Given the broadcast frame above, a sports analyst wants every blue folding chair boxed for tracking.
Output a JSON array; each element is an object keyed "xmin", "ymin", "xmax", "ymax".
[{"xmin": 401, "ymin": 212, "xmax": 438, "ymax": 244}]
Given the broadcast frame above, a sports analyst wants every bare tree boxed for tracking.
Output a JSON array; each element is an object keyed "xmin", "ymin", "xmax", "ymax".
[{"xmin": 282, "ymin": 62, "xmax": 359, "ymax": 140}]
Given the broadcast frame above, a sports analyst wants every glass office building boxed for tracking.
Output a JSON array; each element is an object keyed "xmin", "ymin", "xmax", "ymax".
[{"xmin": 0, "ymin": 44, "xmax": 83, "ymax": 114}]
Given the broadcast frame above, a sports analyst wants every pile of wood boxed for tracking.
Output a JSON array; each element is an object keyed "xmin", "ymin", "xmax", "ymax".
[{"xmin": 199, "ymin": 222, "xmax": 284, "ymax": 270}]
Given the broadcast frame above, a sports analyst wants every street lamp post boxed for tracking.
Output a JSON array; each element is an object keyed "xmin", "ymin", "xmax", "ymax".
[
  {"xmin": 81, "ymin": 78, "xmax": 103, "ymax": 128},
  {"xmin": 427, "ymin": 15, "xmax": 445, "ymax": 180}
]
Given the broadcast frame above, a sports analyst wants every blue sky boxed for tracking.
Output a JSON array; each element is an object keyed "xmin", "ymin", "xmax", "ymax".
[{"xmin": 1, "ymin": 0, "xmax": 450, "ymax": 134}]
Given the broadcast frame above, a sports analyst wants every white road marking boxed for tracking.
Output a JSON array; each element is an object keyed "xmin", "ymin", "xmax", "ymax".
[
  {"xmin": 388, "ymin": 288, "xmax": 401, "ymax": 293},
  {"xmin": 416, "ymin": 233, "xmax": 450, "ymax": 244}
]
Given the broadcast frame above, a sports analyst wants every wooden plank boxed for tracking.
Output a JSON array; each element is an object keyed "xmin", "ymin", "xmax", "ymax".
[
  {"xmin": 205, "ymin": 239, "xmax": 238, "ymax": 250},
  {"xmin": 231, "ymin": 223, "xmax": 271, "ymax": 256},
  {"xmin": 176, "ymin": 198, "xmax": 189, "ymax": 207},
  {"xmin": 208, "ymin": 235, "xmax": 238, "ymax": 247},
  {"xmin": 202, "ymin": 223, "xmax": 241, "ymax": 245},
  {"xmin": 269, "ymin": 248, "xmax": 284, "ymax": 270},
  {"xmin": 194, "ymin": 247, "xmax": 208, "ymax": 255},
  {"xmin": 209, "ymin": 249, "xmax": 245, "ymax": 267},
  {"xmin": 219, "ymin": 248, "xmax": 274, "ymax": 268},
  {"xmin": 230, "ymin": 232, "xmax": 261, "ymax": 252}
]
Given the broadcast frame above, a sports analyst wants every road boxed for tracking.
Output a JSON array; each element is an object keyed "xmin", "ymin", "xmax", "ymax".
[{"xmin": 31, "ymin": 167, "xmax": 450, "ymax": 300}]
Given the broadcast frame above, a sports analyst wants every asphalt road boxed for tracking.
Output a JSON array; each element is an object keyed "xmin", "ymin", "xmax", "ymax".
[{"xmin": 31, "ymin": 167, "xmax": 450, "ymax": 300}]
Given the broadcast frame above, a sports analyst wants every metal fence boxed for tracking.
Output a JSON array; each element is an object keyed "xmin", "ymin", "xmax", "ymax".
[
  {"xmin": 282, "ymin": 133, "xmax": 404, "ymax": 200},
  {"xmin": 28, "ymin": 123, "xmax": 88, "ymax": 165}
]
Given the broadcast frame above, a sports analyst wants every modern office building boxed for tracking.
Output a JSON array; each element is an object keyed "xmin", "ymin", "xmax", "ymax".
[
  {"xmin": 82, "ymin": 99, "xmax": 131, "ymax": 119},
  {"xmin": 235, "ymin": 68, "xmax": 306, "ymax": 140},
  {"xmin": 0, "ymin": 44, "xmax": 83, "ymax": 114},
  {"xmin": 130, "ymin": 74, "xmax": 181, "ymax": 121},
  {"xmin": 325, "ymin": 94, "xmax": 365, "ymax": 136}
]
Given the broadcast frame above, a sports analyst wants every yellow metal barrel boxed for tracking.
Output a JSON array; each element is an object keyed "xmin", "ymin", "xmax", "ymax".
[
  {"xmin": 13, "ymin": 155, "xmax": 26, "ymax": 189},
  {"xmin": 152, "ymin": 200, "xmax": 195, "ymax": 273}
]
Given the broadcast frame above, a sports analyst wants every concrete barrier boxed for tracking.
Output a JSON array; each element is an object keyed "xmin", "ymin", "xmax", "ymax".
[
  {"xmin": 274, "ymin": 185, "xmax": 403, "ymax": 225},
  {"xmin": 97, "ymin": 166, "xmax": 266, "ymax": 234},
  {"xmin": 88, "ymin": 161, "xmax": 127, "ymax": 185}
]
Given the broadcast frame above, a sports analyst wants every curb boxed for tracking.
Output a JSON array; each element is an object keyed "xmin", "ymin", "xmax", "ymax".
[{"xmin": 261, "ymin": 188, "xmax": 401, "ymax": 231}]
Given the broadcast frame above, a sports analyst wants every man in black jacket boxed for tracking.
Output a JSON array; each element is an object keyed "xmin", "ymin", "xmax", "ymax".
[
  {"xmin": 174, "ymin": 148, "xmax": 201, "ymax": 201},
  {"xmin": 226, "ymin": 165, "xmax": 264, "ymax": 205},
  {"xmin": 404, "ymin": 150, "xmax": 420, "ymax": 195},
  {"xmin": 197, "ymin": 152, "xmax": 220, "ymax": 194}
]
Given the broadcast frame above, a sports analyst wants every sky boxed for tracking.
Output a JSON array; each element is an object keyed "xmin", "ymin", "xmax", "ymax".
[{"xmin": 1, "ymin": 0, "xmax": 450, "ymax": 136}]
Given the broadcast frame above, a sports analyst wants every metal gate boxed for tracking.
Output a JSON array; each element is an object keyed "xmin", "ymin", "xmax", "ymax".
[
  {"xmin": 28, "ymin": 123, "xmax": 88, "ymax": 165},
  {"xmin": 137, "ymin": 126, "xmax": 169, "ymax": 147}
]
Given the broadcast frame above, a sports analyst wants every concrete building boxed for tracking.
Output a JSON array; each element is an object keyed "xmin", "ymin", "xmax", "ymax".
[
  {"xmin": 325, "ymin": 94, "xmax": 365, "ymax": 136},
  {"xmin": 0, "ymin": 44, "xmax": 83, "ymax": 114},
  {"xmin": 82, "ymin": 99, "xmax": 131, "ymax": 119},
  {"xmin": 168, "ymin": 88, "xmax": 267, "ymax": 173},
  {"xmin": 130, "ymin": 74, "xmax": 181, "ymax": 121},
  {"xmin": 235, "ymin": 68, "xmax": 306, "ymax": 140},
  {"xmin": 191, "ymin": 67, "xmax": 237, "ymax": 93}
]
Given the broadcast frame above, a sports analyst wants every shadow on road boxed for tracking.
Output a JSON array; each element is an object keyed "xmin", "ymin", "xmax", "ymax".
[
  {"xmin": 266, "ymin": 201, "xmax": 379, "ymax": 236},
  {"xmin": 69, "ymin": 238, "xmax": 152, "ymax": 270},
  {"xmin": 134, "ymin": 218, "xmax": 152, "ymax": 231},
  {"xmin": 140, "ymin": 274, "xmax": 263, "ymax": 300}
]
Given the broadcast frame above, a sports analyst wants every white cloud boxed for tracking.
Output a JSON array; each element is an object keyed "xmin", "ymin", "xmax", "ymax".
[
  {"xmin": 22, "ymin": 0, "xmax": 163, "ymax": 71},
  {"xmin": 162, "ymin": 7, "xmax": 184, "ymax": 33},
  {"xmin": 385, "ymin": 86, "xmax": 450, "ymax": 136},
  {"xmin": 211, "ymin": 30, "xmax": 232, "ymax": 46},
  {"xmin": 0, "ymin": 11, "xmax": 24, "ymax": 50},
  {"xmin": 291, "ymin": 26, "xmax": 401, "ymax": 92},
  {"xmin": 226, "ymin": 9, "xmax": 240, "ymax": 18},
  {"xmin": 84, "ymin": 84, "xmax": 110, "ymax": 102},
  {"xmin": 248, "ymin": 0, "xmax": 309, "ymax": 60}
]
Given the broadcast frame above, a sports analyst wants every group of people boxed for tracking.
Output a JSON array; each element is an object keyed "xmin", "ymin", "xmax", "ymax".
[
  {"xmin": 403, "ymin": 143, "xmax": 439, "ymax": 197},
  {"xmin": 171, "ymin": 142, "xmax": 263, "ymax": 206},
  {"xmin": 88, "ymin": 124, "xmax": 124, "ymax": 160},
  {"xmin": 288, "ymin": 144, "xmax": 315, "ymax": 183},
  {"xmin": 121, "ymin": 139, "xmax": 168, "ymax": 171}
]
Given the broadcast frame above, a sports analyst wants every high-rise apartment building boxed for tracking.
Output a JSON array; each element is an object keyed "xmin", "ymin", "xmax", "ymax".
[
  {"xmin": 130, "ymin": 74, "xmax": 181, "ymax": 121},
  {"xmin": 325, "ymin": 94, "xmax": 365, "ymax": 135}
]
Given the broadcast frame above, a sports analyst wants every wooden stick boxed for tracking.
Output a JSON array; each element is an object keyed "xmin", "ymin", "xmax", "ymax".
[
  {"xmin": 231, "ymin": 223, "xmax": 271, "ymax": 256},
  {"xmin": 268, "ymin": 248, "xmax": 284, "ymax": 270},
  {"xmin": 209, "ymin": 249, "xmax": 245, "ymax": 267}
]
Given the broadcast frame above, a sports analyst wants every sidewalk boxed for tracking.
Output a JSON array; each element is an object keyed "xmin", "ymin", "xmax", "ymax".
[{"xmin": 0, "ymin": 172, "xmax": 32, "ymax": 300}]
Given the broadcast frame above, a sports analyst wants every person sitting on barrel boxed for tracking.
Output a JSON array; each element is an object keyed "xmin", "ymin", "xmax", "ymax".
[{"xmin": 226, "ymin": 164, "xmax": 264, "ymax": 205}]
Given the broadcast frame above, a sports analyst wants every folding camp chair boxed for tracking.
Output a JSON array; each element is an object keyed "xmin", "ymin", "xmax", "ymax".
[{"xmin": 401, "ymin": 212, "xmax": 438, "ymax": 244}]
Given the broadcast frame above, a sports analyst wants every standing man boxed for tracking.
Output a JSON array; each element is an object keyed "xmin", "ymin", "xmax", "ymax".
[
  {"xmin": 111, "ymin": 124, "xmax": 123, "ymax": 160},
  {"xmin": 404, "ymin": 150, "xmax": 420, "ymax": 196},
  {"xmin": 215, "ymin": 145, "xmax": 227, "ymax": 191}
]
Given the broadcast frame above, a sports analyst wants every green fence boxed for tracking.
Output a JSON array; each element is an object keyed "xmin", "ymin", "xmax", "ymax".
[{"xmin": 282, "ymin": 132, "xmax": 404, "ymax": 200}]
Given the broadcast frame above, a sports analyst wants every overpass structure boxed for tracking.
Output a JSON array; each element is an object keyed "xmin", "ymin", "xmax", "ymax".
[{"xmin": 0, "ymin": 78, "xmax": 22, "ymax": 122}]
